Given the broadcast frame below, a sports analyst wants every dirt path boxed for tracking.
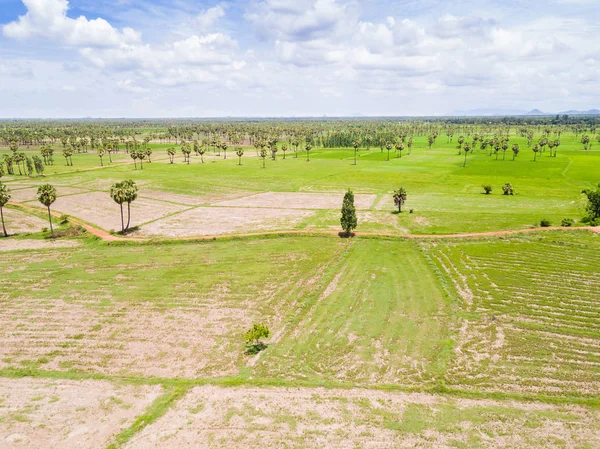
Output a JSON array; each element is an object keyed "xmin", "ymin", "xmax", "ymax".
[{"xmin": 7, "ymin": 200, "xmax": 600, "ymax": 243}]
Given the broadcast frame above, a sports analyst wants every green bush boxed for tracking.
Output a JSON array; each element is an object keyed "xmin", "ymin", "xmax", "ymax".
[
  {"xmin": 482, "ymin": 185, "xmax": 492, "ymax": 194},
  {"xmin": 561, "ymin": 218, "xmax": 574, "ymax": 227},
  {"xmin": 540, "ymin": 219, "xmax": 552, "ymax": 227}
]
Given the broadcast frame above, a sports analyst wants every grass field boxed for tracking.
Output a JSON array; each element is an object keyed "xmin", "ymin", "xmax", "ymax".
[
  {"xmin": 1, "ymin": 131, "xmax": 598, "ymax": 236},
  {"xmin": 1, "ymin": 229, "xmax": 599, "ymax": 447},
  {"xmin": 1, "ymin": 130, "xmax": 599, "ymax": 448}
]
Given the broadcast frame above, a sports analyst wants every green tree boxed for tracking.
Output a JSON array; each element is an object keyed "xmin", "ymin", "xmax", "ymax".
[
  {"xmin": 259, "ymin": 148, "xmax": 267, "ymax": 168},
  {"xmin": 352, "ymin": 139, "xmax": 360, "ymax": 165},
  {"xmin": 502, "ymin": 183, "xmax": 514, "ymax": 196},
  {"xmin": 236, "ymin": 147, "xmax": 244, "ymax": 165},
  {"xmin": 511, "ymin": 143, "xmax": 520, "ymax": 161},
  {"xmin": 462, "ymin": 142, "xmax": 471, "ymax": 167},
  {"xmin": 110, "ymin": 181, "xmax": 128, "ymax": 233},
  {"xmin": 32, "ymin": 155, "xmax": 44, "ymax": 176},
  {"xmin": 393, "ymin": 187, "xmax": 407, "ymax": 212},
  {"xmin": 123, "ymin": 180, "xmax": 139, "ymax": 231},
  {"xmin": 167, "ymin": 147, "xmax": 176, "ymax": 164},
  {"xmin": 305, "ymin": 143, "xmax": 312, "ymax": 162},
  {"xmin": 532, "ymin": 144, "xmax": 540, "ymax": 161},
  {"xmin": 340, "ymin": 189, "xmax": 357, "ymax": 235},
  {"xmin": 37, "ymin": 184, "xmax": 57, "ymax": 237},
  {"xmin": 582, "ymin": 184, "xmax": 600, "ymax": 223},
  {"xmin": 244, "ymin": 323, "xmax": 270, "ymax": 354},
  {"xmin": 0, "ymin": 182, "xmax": 11, "ymax": 237}
]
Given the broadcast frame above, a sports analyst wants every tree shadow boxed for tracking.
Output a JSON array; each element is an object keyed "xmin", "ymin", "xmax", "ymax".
[
  {"xmin": 338, "ymin": 231, "xmax": 355, "ymax": 238},
  {"xmin": 245, "ymin": 342, "xmax": 268, "ymax": 355}
]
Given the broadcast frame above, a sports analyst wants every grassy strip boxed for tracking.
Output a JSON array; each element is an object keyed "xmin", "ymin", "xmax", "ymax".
[
  {"xmin": 1, "ymin": 367, "xmax": 598, "ymax": 409},
  {"xmin": 104, "ymin": 385, "xmax": 190, "ymax": 449}
]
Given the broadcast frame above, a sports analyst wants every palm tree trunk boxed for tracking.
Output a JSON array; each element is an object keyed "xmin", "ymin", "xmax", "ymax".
[
  {"xmin": 120, "ymin": 203, "xmax": 125, "ymax": 233},
  {"xmin": 126, "ymin": 202, "xmax": 131, "ymax": 231},
  {"xmin": 47, "ymin": 206, "xmax": 54, "ymax": 237},
  {"xmin": 1, "ymin": 206, "xmax": 7, "ymax": 237}
]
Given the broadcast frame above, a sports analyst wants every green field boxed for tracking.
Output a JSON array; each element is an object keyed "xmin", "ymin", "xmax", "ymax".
[
  {"xmin": 2, "ymin": 130, "xmax": 598, "ymax": 235},
  {"xmin": 1, "ymin": 123, "xmax": 600, "ymax": 448}
]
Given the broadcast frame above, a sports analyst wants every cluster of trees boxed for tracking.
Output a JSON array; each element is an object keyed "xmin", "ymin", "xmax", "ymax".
[{"xmin": 109, "ymin": 180, "xmax": 139, "ymax": 233}]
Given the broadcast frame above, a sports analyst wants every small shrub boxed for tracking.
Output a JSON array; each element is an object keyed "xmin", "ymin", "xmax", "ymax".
[
  {"xmin": 409, "ymin": 209, "xmax": 414, "ymax": 214},
  {"xmin": 244, "ymin": 323, "xmax": 270, "ymax": 355},
  {"xmin": 59, "ymin": 214, "xmax": 69, "ymax": 224},
  {"xmin": 540, "ymin": 219, "xmax": 552, "ymax": 227},
  {"xmin": 561, "ymin": 218, "xmax": 574, "ymax": 227},
  {"xmin": 42, "ymin": 227, "xmax": 49, "ymax": 233},
  {"xmin": 482, "ymin": 185, "xmax": 492, "ymax": 194},
  {"xmin": 502, "ymin": 183, "xmax": 514, "ymax": 195}
]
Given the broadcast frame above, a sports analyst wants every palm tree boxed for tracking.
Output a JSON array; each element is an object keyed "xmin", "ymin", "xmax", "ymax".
[
  {"xmin": 0, "ymin": 182, "xmax": 11, "ymax": 237},
  {"xmin": 532, "ymin": 144, "xmax": 540, "ymax": 161},
  {"xmin": 462, "ymin": 142, "xmax": 471, "ymax": 167},
  {"xmin": 167, "ymin": 147, "xmax": 176, "ymax": 164},
  {"xmin": 352, "ymin": 139, "xmax": 360, "ymax": 165},
  {"xmin": 395, "ymin": 142, "xmax": 404, "ymax": 158},
  {"xmin": 281, "ymin": 143, "xmax": 288, "ymax": 159},
  {"xmin": 259, "ymin": 148, "xmax": 267, "ymax": 168},
  {"xmin": 123, "ymin": 180, "xmax": 138, "ymax": 231},
  {"xmin": 512, "ymin": 143, "xmax": 520, "ymax": 160},
  {"xmin": 385, "ymin": 142, "xmax": 393, "ymax": 161},
  {"xmin": 97, "ymin": 148, "xmax": 105, "ymax": 166},
  {"xmin": 236, "ymin": 147, "xmax": 244, "ymax": 165},
  {"xmin": 392, "ymin": 187, "xmax": 407, "ymax": 212},
  {"xmin": 37, "ymin": 184, "xmax": 57, "ymax": 237},
  {"xmin": 305, "ymin": 143, "xmax": 312, "ymax": 162},
  {"xmin": 130, "ymin": 151, "xmax": 138, "ymax": 169},
  {"xmin": 110, "ymin": 181, "xmax": 127, "ymax": 233}
]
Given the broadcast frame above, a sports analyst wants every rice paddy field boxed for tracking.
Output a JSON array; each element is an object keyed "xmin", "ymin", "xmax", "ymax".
[{"xmin": 1, "ymin": 126, "xmax": 599, "ymax": 448}]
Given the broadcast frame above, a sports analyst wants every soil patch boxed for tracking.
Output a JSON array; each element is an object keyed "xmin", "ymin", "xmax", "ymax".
[{"xmin": 0, "ymin": 378, "xmax": 161, "ymax": 449}]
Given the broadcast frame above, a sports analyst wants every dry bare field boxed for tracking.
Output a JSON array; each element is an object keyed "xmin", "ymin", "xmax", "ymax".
[
  {"xmin": 137, "ymin": 206, "xmax": 314, "ymax": 237},
  {"xmin": 0, "ymin": 378, "xmax": 161, "ymax": 449},
  {"xmin": 2, "ymin": 208, "xmax": 48, "ymax": 234},
  {"xmin": 214, "ymin": 191, "xmax": 377, "ymax": 210},
  {"xmin": 123, "ymin": 385, "xmax": 600, "ymax": 449}
]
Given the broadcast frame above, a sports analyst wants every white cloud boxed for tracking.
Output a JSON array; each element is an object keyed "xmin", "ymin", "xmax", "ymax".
[
  {"xmin": 196, "ymin": 4, "xmax": 226, "ymax": 29},
  {"xmin": 3, "ymin": 0, "xmax": 140, "ymax": 47}
]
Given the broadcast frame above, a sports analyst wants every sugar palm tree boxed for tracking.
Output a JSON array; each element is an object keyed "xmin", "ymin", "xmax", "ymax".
[
  {"xmin": 385, "ymin": 142, "xmax": 393, "ymax": 161},
  {"xmin": 462, "ymin": 142, "xmax": 471, "ymax": 167},
  {"xmin": 532, "ymin": 144, "xmax": 540, "ymax": 161},
  {"xmin": 37, "ymin": 184, "xmax": 57, "ymax": 237},
  {"xmin": 352, "ymin": 139, "xmax": 360, "ymax": 165},
  {"xmin": 512, "ymin": 143, "xmax": 520, "ymax": 160},
  {"xmin": 305, "ymin": 143, "xmax": 312, "ymax": 162},
  {"xmin": 392, "ymin": 187, "xmax": 407, "ymax": 212},
  {"xmin": 110, "ymin": 181, "xmax": 127, "ymax": 233},
  {"xmin": 236, "ymin": 147, "xmax": 244, "ymax": 165},
  {"xmin": 0, "ymin": 182, "xmax": 11, "ymax": 237}
]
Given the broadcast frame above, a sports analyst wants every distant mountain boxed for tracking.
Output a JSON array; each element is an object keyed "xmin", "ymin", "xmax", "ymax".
[
  {"xmin": 524, "ymin": 109, "xmax": 546, "ymax": 115},
  {"xmin": 558, "ymin": 109, "xmax": 600, "ymax": 115}
]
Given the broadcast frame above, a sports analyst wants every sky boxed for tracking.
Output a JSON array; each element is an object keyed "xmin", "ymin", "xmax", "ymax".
[{"xmin": 0, "ymin": 0, "xmax": 598, "ymax": 118}]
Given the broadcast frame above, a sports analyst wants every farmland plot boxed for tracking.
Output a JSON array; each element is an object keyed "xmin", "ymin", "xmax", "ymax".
[
  {"xmin": 0, "ymin": 238, "xmax": 345, "ymax": 378},
  {"xmin": 0, "ymin": 378, "xmax": 161, "ymax": 449},
  {"xmin": 424, "ymin": 231, "xmax": 600, "ymax": 396},
  {"xmin": 123, "ymin": 385, "xmax": 600, "ymax": 449}
]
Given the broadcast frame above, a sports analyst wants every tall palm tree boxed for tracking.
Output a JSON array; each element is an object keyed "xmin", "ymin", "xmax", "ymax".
[
  {"xmin": 110, "ymin": 181, "xmax": 127, "ymax": 233},
  {"xmin": 305, "ymin": 143, "xmax": 312, "ymax": 162},
  {"xmin": 0, "ymin": 182, "xmax": 11, "ymax": 237},
  {"xmin": 236, "ymin": 147, "xmax": 244, "ymax": 165},
  {"xmin": 37, "ymin": 184, "xmax": 57, "ymax": 237}
]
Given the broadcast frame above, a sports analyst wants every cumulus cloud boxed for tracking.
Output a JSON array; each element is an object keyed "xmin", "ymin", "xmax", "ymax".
[
  {"xmin": 3, "ymin": 0, "xmax": 140, "ymax": 47},
  {"xmin": 196, "ymin": 4, "xmax": 226, "ymax": 29}
]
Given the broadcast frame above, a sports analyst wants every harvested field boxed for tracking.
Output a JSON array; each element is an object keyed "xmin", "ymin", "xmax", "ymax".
[
  {"xmin": 138, "ymin": 206, "xmax": 314, "ymax": 237},
  {"xmin": 2, "ymin": 208, "xmax": 48, "ymax": 234},
  {"xmin": 213, "ymin": 191, "xmax": 377, "ymax": 210},
  {"xmin": 30, "ymin": 191, "xmax": 187, "ymax": 231},
  {"xmin": 424, "ymin": 232, "xmax": 600, "ymax": 396},
  {"xmin": 0, "ymin": 238, "xmax": 345, "ymax": 378},
  {"xmin": 11, "ymin": 186, "xmax": 89, "ymax": 203},
  {"xmin": 0, "ymin": 239, "xmax": 82, "ymax": 252},
  {"xmin": 123, "ymin": 385, "xmax": 600, "ymax": 449},
  {"xmin": 0, "ymin": 378, "xmax": 161, "ymax": 449}
]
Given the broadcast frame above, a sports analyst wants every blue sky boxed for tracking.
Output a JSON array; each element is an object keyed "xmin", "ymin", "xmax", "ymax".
[{"xmin": 0, "ymin": 0, "xmax": 598, "ymax": 117}]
